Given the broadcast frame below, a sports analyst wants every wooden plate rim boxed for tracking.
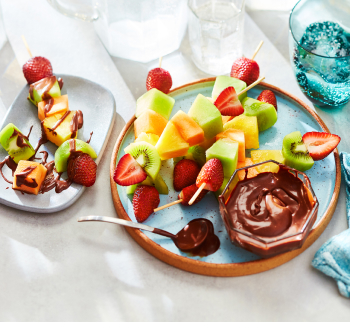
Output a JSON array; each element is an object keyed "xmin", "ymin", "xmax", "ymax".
[{"xmin": 109, "ymin": 78, "xmax": 341, "ymax": 277}]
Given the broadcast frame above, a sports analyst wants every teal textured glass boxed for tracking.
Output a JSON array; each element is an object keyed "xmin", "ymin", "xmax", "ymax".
[{"xmin": 289, "ymin": 0, "xmax": 350, "ymax": 107}]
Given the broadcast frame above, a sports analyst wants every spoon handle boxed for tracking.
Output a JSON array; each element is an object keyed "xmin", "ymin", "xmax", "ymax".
[{"xmin": 78, "ymin": 215, "xmax": 176, "ymax": 239}]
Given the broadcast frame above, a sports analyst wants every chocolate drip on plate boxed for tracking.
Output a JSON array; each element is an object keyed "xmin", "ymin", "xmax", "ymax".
[{"xmin": 0, "ymin": 156, "xmax": 17, "ymax": 184}]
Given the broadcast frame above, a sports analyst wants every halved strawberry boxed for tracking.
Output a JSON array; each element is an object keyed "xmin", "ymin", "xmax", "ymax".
[
  {"xmin": 214, "ymin": 86, "xmax": 244, "ymax": 117},
  {"xmin": 133, "ymin": 185, "xmax": 160, "ymax": 222},
  {"xmin": 302, "ymin": 132, "xmax": 340, "ymax": 161},
  {"xmin": 178, "ymin": 184, "xmax": 208, "ymax": 206},
  {"xmin": 196, "ymin": 158, "xmax": 224, "ymax": 192},
  {"xmin": 113, "ymin": 153, "xmax": 147, "ymax": 186},
  {"xmin": 257, "ymin": 90, "xmax": 278, "ymax": 111}
]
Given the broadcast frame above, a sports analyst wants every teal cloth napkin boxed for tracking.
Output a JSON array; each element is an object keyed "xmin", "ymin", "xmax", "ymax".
[{"xmin": 311, "ymin": 152, "xmax": 350, "ymax": 298}]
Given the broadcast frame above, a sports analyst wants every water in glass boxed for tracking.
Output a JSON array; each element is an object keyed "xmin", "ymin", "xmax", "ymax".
[{"xmin": 188, "ymin": 0, "xmax": 245, "ymax": 75}]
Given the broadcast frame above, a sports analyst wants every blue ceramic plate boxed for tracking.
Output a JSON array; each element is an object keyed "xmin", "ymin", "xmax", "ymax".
[
  {"xmin": 0, "ymin": 74, "xmax": 115, "ymax": 213},
  {"xmin": 111, "ymin": 79, "xmax": 340, "ymax": 276}
]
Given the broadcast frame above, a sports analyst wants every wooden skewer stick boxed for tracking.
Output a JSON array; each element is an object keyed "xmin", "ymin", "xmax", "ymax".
[
  {"xmin": 251, "ymin": 40, "xmax": 264, "ymax": 61},
  {"xmin": 237, "ymin": 76, "xmax": 265, "ymax": 96},
  {"xmin": 188, "ymin": 182, "xmax": 206, "ymax": 206},
  {"xmin": 21, "ymin": 35, "xmax": 33, "ymax": 58},
  {"xmin": 154, "ymin": 199, "xmax": 182, "ymax": 212},
  {"xmin": 159, "ymin": 56, "xmax": 163, "ymax": 68}
]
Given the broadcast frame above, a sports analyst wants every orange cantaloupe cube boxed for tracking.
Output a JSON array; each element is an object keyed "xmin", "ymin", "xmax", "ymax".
[
  {"xmin": 134, "ymin": 109, "xmax": 168, "ymax": 139},
  {"xmin": 155, "ymin": 121, "xmax": 189, "ymax": 160},
  {"xmin": 12, "ymin": 160, "xmax": 47, "ymax": 195},
  {"xmin": 38, "ymin": 95, "xmax": 69, "ymax": 121},
  {"xmin": 216, "ymin": 129, "xmax": 245, "ymax": 162},
  {"xmin": 236, "ymin": 158, "xmax": 259, "ymax": 181},
  {"xmin": 170, "ymin": 110, "xmax": 205, "ymax": 146}
]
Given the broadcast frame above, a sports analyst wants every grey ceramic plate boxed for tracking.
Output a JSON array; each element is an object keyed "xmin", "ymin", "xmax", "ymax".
[{"xmin": 0, "ymin": 74, "xmax": 115, "ymax": 213}]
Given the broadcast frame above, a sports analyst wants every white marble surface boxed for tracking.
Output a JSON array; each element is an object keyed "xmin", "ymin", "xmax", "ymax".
[{"xmin": 0, "ymin": 0, "xmax": 349, "ymax": 322}]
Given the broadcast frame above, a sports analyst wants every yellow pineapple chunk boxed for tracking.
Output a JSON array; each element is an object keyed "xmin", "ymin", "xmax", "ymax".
[
  {"xmin": 251, "ymin": 150, "xmax": 285, "ymax": 173},
  {"xmin": 13, "ymin": 160, "xmax": 47, "ymax": 195},
  {"xmin": 38, "ymin": 95, "xmax": 69, "ymax": 121},
  {"xmin": 155, "ymin": 122, "xmax": 189, "ymax": 160},
  {"xmin": 135, "ymin": 132, "xmax": 159, "ymax": 146},
  {"xmin": 223, "ymin": 114, "xmax": 259, "ymax": 149},
  {"xmin": 43, "ymin": 110, "xmax": 77, "ymax": 146}
]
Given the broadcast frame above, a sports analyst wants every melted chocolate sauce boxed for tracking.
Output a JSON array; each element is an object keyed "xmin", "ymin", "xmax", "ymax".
[
  {"xmin": 48, "ymin": 110, "xmax": 71, "ymax": 134},
  {"xmin": 70, "ymin": 110, "xmax": 83, "ymax": 138},
  {"xmin": 86, "ymin": 131, "xmax": 93, "ymax": 144},
  {"xmin": 0, "ymin": 156, "xmax": 17, "ymax": 184},
  {"xmin": 9, "ymin": 126, "xmax": 33, "ymax": 148},
  {"xmin": 29, "ymin": 76, "xmax": 57, "ymax": 101},
  {"xmin": 58, "ymin": 77, "xmax": 64, "ymax": 90},
  {"xmin": 226, "ymin": 166, "xmax": 314, "ymax": 238},
  {"xmin": 15, "ymin": 166, "xmax": 38, "ymax": 188},
  {"xmin": 39, "ymin": 162, "xmax": 72, "ymax": 194},
  {"xmin": 43, "ymin": 98, "xmax": 54, "ymax": 115},
  {"xmin": 153, "ymin": 218, "xmax": 220, "ymax": 257},
  {"xmin": 30, "ymin": 122, "xmax": 48, "ymax": 161}
]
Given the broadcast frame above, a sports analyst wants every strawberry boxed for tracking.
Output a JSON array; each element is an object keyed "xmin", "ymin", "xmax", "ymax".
[
  {"xmin": 214, "ymin": 86, "xmax": 244, "ymax": 116},
  {"xmin": 173, "ymin": 159, "xmax": 201, "ymax": 191},
  {"xmin": 146, "ymin": 67, "xmax": 172, "ymax": 94},
  {"xmin": 257, "ymin": 90, "xmax": 278, "ymax": 111},
  {"xmin": 67, "ymin": 153, "xmax": 97, "ymax": 187},
  {"xmin": 178, "ymin": 184, "xmax": 208, "ymax": 206},
  {"xmin": 196, "ymin": 158, "xmax": 224, "ymax": 192},
  {"xmin": 133, "ymin": 185, "xmax": 160, "ymax": 222},
  {"xmin": 113, "ymin": 153, "xmax": 147, "ymax": 186},
  {"xmin": 230, "ymin": 57, "xmax": 260, "ymax": 86},
  {"xmin": 22, "ymin": 56, "xmax": 53, "ymax": 85},
  {"xmin": 302, "ymin": 132, "xmax": 341, "ymax": 161}
]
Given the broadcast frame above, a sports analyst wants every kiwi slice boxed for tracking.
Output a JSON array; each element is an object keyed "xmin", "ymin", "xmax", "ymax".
[
  {"xmin": 126, "ymin": 174, "xmax": 168, "ymax": 195},
  {"xmin": 0, "ymin": 123, "xmax": 35, "ymax": 163},
  {"xmin": 282, "ymin": 131, "xmax": 314, "ymax": 171},
  {"xmin": 124, "ymin": 141, "xmax": 161, "ymax": 181}
]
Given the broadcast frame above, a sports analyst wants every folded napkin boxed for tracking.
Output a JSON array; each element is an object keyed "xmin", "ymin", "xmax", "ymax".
[{"xmin": 311, "ymin": 152, "xmax": 350, "ymax": 298}]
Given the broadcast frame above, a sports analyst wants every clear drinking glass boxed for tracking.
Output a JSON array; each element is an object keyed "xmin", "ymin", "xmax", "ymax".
[
  {"xmin": 47, "ymin": 0, "xmax": 188, "ymax": 63},
  {"xmin": 188, "ymin": 0, "xmax": 245, "ymax": 75},
  {"xmin": 289, "ymin": 0, "xmax": 350, "ymax": 106}
]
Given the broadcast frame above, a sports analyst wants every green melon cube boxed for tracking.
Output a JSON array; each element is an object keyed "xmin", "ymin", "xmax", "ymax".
[
  {"xmin": 212, "ymin": 76, "xmax": 247, "ymax": 102},
  {"xmin": 136, "ymin": 88, "xmax": 175, "ymax": 120},
  {"xmin": 188, "ymin": 94, "xmax": 223, "ymax": 140},
  {"xmin": 242, "ymin": 97, "xmax": 277, "ymax": 131},
  {"xmin": 206, "ymin": 139, "xmax": 239, "ymax": 178},
  {"xmin": 28, "ymin": 77, "xmax": 61, "ymax": 106}
]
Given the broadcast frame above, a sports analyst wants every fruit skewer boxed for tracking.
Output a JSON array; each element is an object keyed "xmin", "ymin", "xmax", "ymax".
[{"xmin": 251, "ymin": 40, "xmax": 264, "ymax": 61}]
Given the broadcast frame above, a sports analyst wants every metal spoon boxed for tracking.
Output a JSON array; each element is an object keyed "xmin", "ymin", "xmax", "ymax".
[{"xmin": 78, "ymin": 216, "xmax": 209, "ymax": 251}]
